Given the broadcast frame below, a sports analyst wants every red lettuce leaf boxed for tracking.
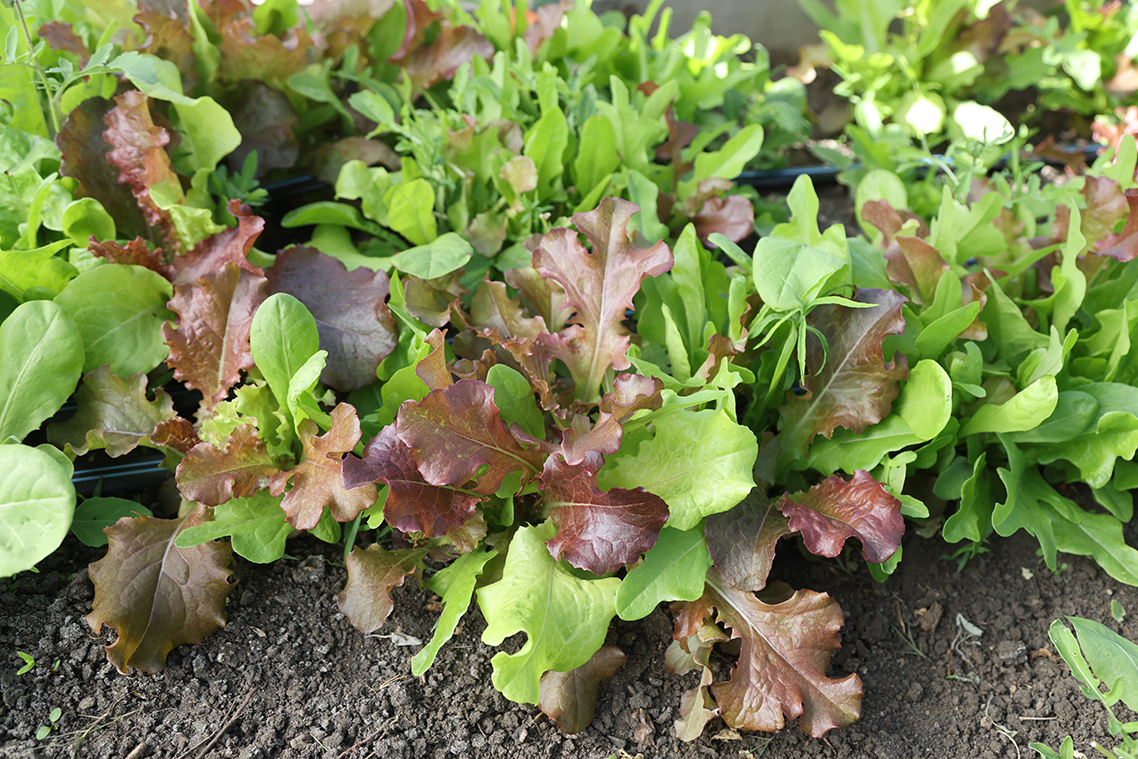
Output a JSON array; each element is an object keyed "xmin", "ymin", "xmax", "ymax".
[
  {"xmin": 560, "ymin": 373, "xmax": 662, "ymax": 466},
  {"xmin": 674, "ymin": 570, "xmax": 862, "ymax": 737},
  {"xmin": 135, "ymin": 11, "xmax": 197, "ymax": 87},
  {"xmin": 266, "ymin": 246, "xmax": 397, "ymax": 392},
  {"xmin": 87, "ymin": 507, "xmax": 233, "ymax": 673},
  {"xmin": 337, "ymin": 544, "xmax": 424, "ymax": 635},
  {"xmin": 534, "ymin": 197, "xmax": 673, "ymax": 402},
  {"xmin": 693, "ymin": 195, "xmax": 754, "ymax": 245},
  {"xmin": 228, "ymin": 82, "xmax": 300, "ymax": 175},
  {"xmin": 343, "ymin": 426, "xmax": 483, "ymax": 538},
  {"xmin": 778, "ymin": 289, "xmax": 909, "ymax": 465},
  {"xmin": 704, "ymin": 489, "xmax": 791, "ymax": 592},
  {"xmin": 171, "ymin": 200, "xmax": 266, "ymax": 285},
  {"xmin": 542, "ymin": 454, "xmax": 669, "ymax": 575},
  {"xmin": 884, "ymin": 236, "xmax": 950, "ymax": 305},
  {"xmin": 176, "ymin": 425, "xmax": 277, "ymax": 506},
  {"xmin": 38, "ymin": 21, "xmax": 90, "ymax": 63},
  {"xmin": 396, "ymin": 379, "xmax": 545, "ymax": 494},
  {"xmin": 47, "ymin": 366, "xmax": 177, "ymax": 457},
  {"xmin": 89, "ymin": 237, "xmax": 173, "ymax": 280},
  {"xmin": 776, "ymin": 470, "xmax": 904, "ymax": 564},
  {"xmin": 269, "ymin": 404, "xmax": 376, "ymax": 530},
  {"xmin": 401, "ymin": 22, "xmax": 493, "ymax": 90},
  {"xmin": 57, "ymin": 97, "xmax": 149, "ymax": 240},
  {"xmin": 219, "ymin": 20, "xmax": 314, "ymax": 87},
  {"xmin": 163, "ymin": 261, "xmax": 268, "ymax": 408},
  {"xmin": 538, "ymin": 645, "xmax": 627, "ymax": 734}
]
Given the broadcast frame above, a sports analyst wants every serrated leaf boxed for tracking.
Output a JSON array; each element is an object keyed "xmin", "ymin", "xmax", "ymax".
[
  {"xmin": 86, "ymin": 507, "xmax": 233, "ymax": 673},
  {"xmin": 176, "ymin": 425, "xmax": 277, "ymax": 506},
  {"xmin": 411, "ymin": 548, "xmax": 497, "ymax": 676},
  {"xmin": 704, "ymin": 490, "xmax": 791, "ymax": 592},
  {"xmin": 0, "ymin": 300, "xmax": 83, "ymax": 442},
  {"xmin": 477, "ymin": 521, "xmax": 621, "ymax": 704},
  {"xmin": 539, "ymin": 646, "xmax": 627, "ymax": 734},
  {"xmin": 48, "ymin": 367, "xmax": 176, "ymax": 457},
  {"xmin": 542, "ymin": 454, "xmax": 670, "ymax": 576},
  {"xmin": 343, "ymin": 425, "xmax": 483, "ymax": 539},
  {"xmin": 534, "ymin": 197, "xmax": 673, "ymax": 402},
  {"xmin": 71, "ymin": 498, "xmax": 153, "ymax": 548},
  {"xmin": 163, "ymin": 263, "xmax": 268, "ymax": 408},
  {"xmin": 397, "ymin": 379, "xmax": 545, "ymax": 495},
  {"xmin": 0, "ymin": 444, "xmax": 76, "ymax": 577},
  {"xmin": 777, "ymin": 470, "xmax": 904, "ymax": 564},
  {"xmin": 683, "ymin": 569, "xmax": 862, "ymax": 737},
  {"xmin": 266, "ymin": 246, "xmax": 397, "ymax": 392},
  {"xmin": 54, "ymin": 264, "xmax": 173, "ymax": 377},
  {"xmin": 560, "ymin": 373, "xmax": 663, "ymax": 466},
  {"xmin": 174, "ymin": 492, "xmax": 290, "ymax": 564},
  {"xmin": 270, "ymin": 404, "xmax": 375, "ymax": 530},
  {"xmin": 89, "ymin": 237, "xmax": 172, "ymax": 279},
  {"xmin": 336, "ymin": 544, "xmax": 425, "ymax": 635},
  {"xmin": 170, "ymin": 202, "xmax": 266, "ymax": 285},
  {"xmin": 599, "ymin": 406, "xmax": 757, "ymax": 531},
  {"xmin": 616, "ymin": 525, "xmax": 713, "ymax": 621},
  {"xmin": 778, "ymin": 289, "xmax": 909, "ymax": 466}
]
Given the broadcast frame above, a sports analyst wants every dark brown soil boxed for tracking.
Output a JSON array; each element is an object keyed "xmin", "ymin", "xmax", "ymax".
[{"xmin": 3, "ymin": 504, "xmax": 1138, "ymax": 759}]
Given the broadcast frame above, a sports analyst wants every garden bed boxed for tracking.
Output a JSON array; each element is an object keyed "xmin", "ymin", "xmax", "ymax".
[{"xmin": 2, "ymin": 499, "xmax": 1136, "ymax": 759}]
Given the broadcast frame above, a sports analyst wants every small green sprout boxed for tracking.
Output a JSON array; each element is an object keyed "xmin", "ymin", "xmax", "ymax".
[{"xmin": 36, "ymin": 707, "xmax": 62, "ymax": 740}]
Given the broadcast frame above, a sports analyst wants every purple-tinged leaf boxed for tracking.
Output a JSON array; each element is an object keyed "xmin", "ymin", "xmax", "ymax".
[
  {"xmin": 228, "ymin": 82, "xmax": 299, "ymax": 175},
  {"xmin": 861, "ymin": 200, "xmax": 929, "ymax": 247},
  {"xmin": 344, "ymin": 426, "xmax": 484, "ymax": 538},
  {"xmin": 538, "ymin": 646, "xmax": 627, "ymax": 733},
  {"xmin": 337, "ymin": 544, "xmax": 424, "ymax": 635},
  {"xmin": 534, "ymin": 197, "xmax": 673, "ymax": 401},
  {"xmin": 164, "ymin": 262, "xmax": 268, "ymax": 408},
  {"xmin": 47, "ymin": 367, "xmax": 177, "ymax": 457},
  {"xmin": 135, "ymin": 11, "xmax": 196, "ymax": 86},
  {"xmin": 89, "ymin": 237, "xmax": 172, "ymax": 280},
  {"xmin": 151, "ymin": 416, "xmax": 200, "ymax": 455},
  {"xmin": 308, "ymin": 136, "xmax": 399, "ymax": 185},
  {"xmin": 270, "ymin": 404, "xmax": 376, "ymax": 530},
  {"xmin": 560, "ymin": 373, "xmax": 662, "ymax": 465},
  {"xmin": 542, "ymin": 454, "xmax": 669, "ymax": 575},
  {"xmin": 266, "ymin": 246, "xmax": 397, "ymax": 392},
  {"xmin": 401, "ymin": 22, "xmax": 493, "ymax": 90},
  {"xmin": 1096, "ymin": 188, "xmax": 1138, "ymax": 262},
  {"xmin": 776, "ymin": 470, "xmax": 904, "ymax": 563},
  {"xmin": 171, "ymin": 201, "xmax": 266, "ymax": 285},
  {"xmin": 675, "ymin": 570, "xmax": 862, "ymax": 737},
  {"xmin": 705, "ymin": 489, "xmax": 790, "ymax": 592},
  {"xmin": 38, "ymin": 21, "xmax": 90, "ymax": 63},
  {"xmin": 471, "ymin": 278, "xmax": 547, "ymax": 340},
  {"xmin": 57, "ymin": 97, "xmax": 148, "ymax": 241},
  {"xmin": 176, "ymin": 425, "xmax": 277, "ymax": 506},
  {"xmin": 87, "ymin": 507, "xmax": 233, "ymax": 673},
  {"xmin": 693, "ymin": 195, "xmax": 754, "ymax": 245},
  {"xmin": 219, "ymin": 21, "xmax": 314, "ymax": 87},
  {"xmin": 1081, "ymin": 176, "xmax": 1129, "ymax": 250},
  {"xmin": 397, "ymin": 379, "xmax": 545, "ymax": 494},
  {"xmin": 884, "ymin": 236, "xmax": 949, "ymax": 305},
  {"xmin": 416, "ymin": 328, "xmax": 454, "ymax": 391},
  {"xmin": 778, "ymin": 289, "xmax": 909, "ymax": 465}
]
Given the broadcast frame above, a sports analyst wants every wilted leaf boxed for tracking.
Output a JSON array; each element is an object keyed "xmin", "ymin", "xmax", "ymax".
[
  {"xmin": 343, "ymin": 426, "xmax": 483, "ymax": 538},
  {"xmin": 682, "ymin": 569, "xmax": 862, "ymax": 736},
  {"xmin": 164, "ymin": 262, "xmax": 268, "ymax": 408},
  {"xmin": 270, "ymin": 404, "xmax": 376, "ymax": 530},
  {"xmin": 778, "ymin": 289, "xmax": 909, "ymax": 466},
  {"xmin": 534, "ymin": 197, "xmax": 673, "ymax": 401},
  {"xmin": 776, "ymin": 470, "xmax": 904, "ymax": 564},
  {"xmin": 176, "ymin": 425, "xmax": 277, "ymax": 506},
  {"xmin": 705, "ymin": 489, "xmax": 791, "ymax": 592},
  {"xmin": 542, "ymin": 454, "xmax": 669, "ymax": 575},
  {"xmin": 397, "ymin": 379, "xmax": 545, "ymax": 494},
  {"xmin": 267, "ymin": 246, "xmax": 397, "ymax": 392},
  {"xmin": 336, "ymin": 544, "xmax": 424, "ymax": 634},
  {"xmin": 87, "ymin": 507, "xmax": 233, "ymax": 673},
  {"xmin": 539, "ymin": 646, "xmax": 627, "ymax": 733},
  {"xmin": 48, "ymin": 367, "xmax": 176, "ymax": 457},
  {"xmin": 478, "ymin": 521, "xmax": 621, "ymax": 704},
  {"xmin": 171, "ymin": 201, "xmax": 266, "ymax": 285}
]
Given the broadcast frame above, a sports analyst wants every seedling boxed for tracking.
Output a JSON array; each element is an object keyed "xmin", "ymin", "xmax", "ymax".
[
  {"xmin": 1113, "ymin": 601, "xmax": 1127, "ymax": 625},
  {"xmin": 36, "ymin": 707, "xmax": 62, "ymax": 740},
  {"xmin": 15, "ymin": 651, "xmax": 34, "ymax": 675}
]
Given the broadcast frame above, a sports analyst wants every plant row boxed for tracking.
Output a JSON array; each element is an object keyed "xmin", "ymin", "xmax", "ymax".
[{"xmin": 3, "ymin": 0, "xmax": 1138, "ymax": 747}]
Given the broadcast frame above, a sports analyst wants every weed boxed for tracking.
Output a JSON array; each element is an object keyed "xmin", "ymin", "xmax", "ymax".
[{"xmin": 35, "ymin": 707, "xmax": 61, "ymax": 740}]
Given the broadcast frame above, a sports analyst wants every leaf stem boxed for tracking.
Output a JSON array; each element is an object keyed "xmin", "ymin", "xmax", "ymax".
[{"xmin": 12, "ymin": 0, "xmax": 60, "ymax": 137}]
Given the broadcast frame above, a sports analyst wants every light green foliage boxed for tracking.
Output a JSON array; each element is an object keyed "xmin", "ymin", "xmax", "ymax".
[
  {"xmin": 176, "ymin": 493, "xmax": 292, "ymax": 564},
  {"xmin": 412, "ymin": 549, "xmax": 497, "ymax": 675},
  {"xmin": 250, "ymin": 293, "xmax": 321, "ymax": 429},
  {"xmin": 477, "ymin": 522, "xmax": 620, "ymax": 704},
  {"xmin": 486, "ymin": 365, "xmax": 544, "ymax": 440},
  {"xmin": 54, "ymin": 265, "xmax": 173, "ymax": 377},
  {"xmin": 0, "ymin": 300, "xmax": 83, "ymax": 442},
  {"xmin": 599, "ymin": 407, "xmax": 757, "ymax": 531},
  {"xmin": 0, "ymin": 444, "xmax": 76, "ymax": 578},
  {"xmin": 390, "ymin": 234, "xmax": 473, "ymax": 279},
  {"xmin": 616, "ymin": 525, "xmax": 713, "ymax": 621},
  {"xmin": 70, "ymin": 498, "xmax": 152, "ymax": 547}
]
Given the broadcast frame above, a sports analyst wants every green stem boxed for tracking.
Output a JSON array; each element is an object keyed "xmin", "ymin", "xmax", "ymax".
[{"xmin": 12, "ymin": 0, "xmax": 59, "ymax": 137}]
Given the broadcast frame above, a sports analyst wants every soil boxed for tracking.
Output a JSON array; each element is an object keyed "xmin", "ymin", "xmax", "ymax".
[{"xmin": 2, "ymin": 484, "xmax": 1137, "ymax": 759}]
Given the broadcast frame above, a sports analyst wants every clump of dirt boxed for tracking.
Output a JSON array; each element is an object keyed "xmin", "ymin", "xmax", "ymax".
[{"xmin": 3, "ymin": 517, "xmax": 1137, "ymax": 759}]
